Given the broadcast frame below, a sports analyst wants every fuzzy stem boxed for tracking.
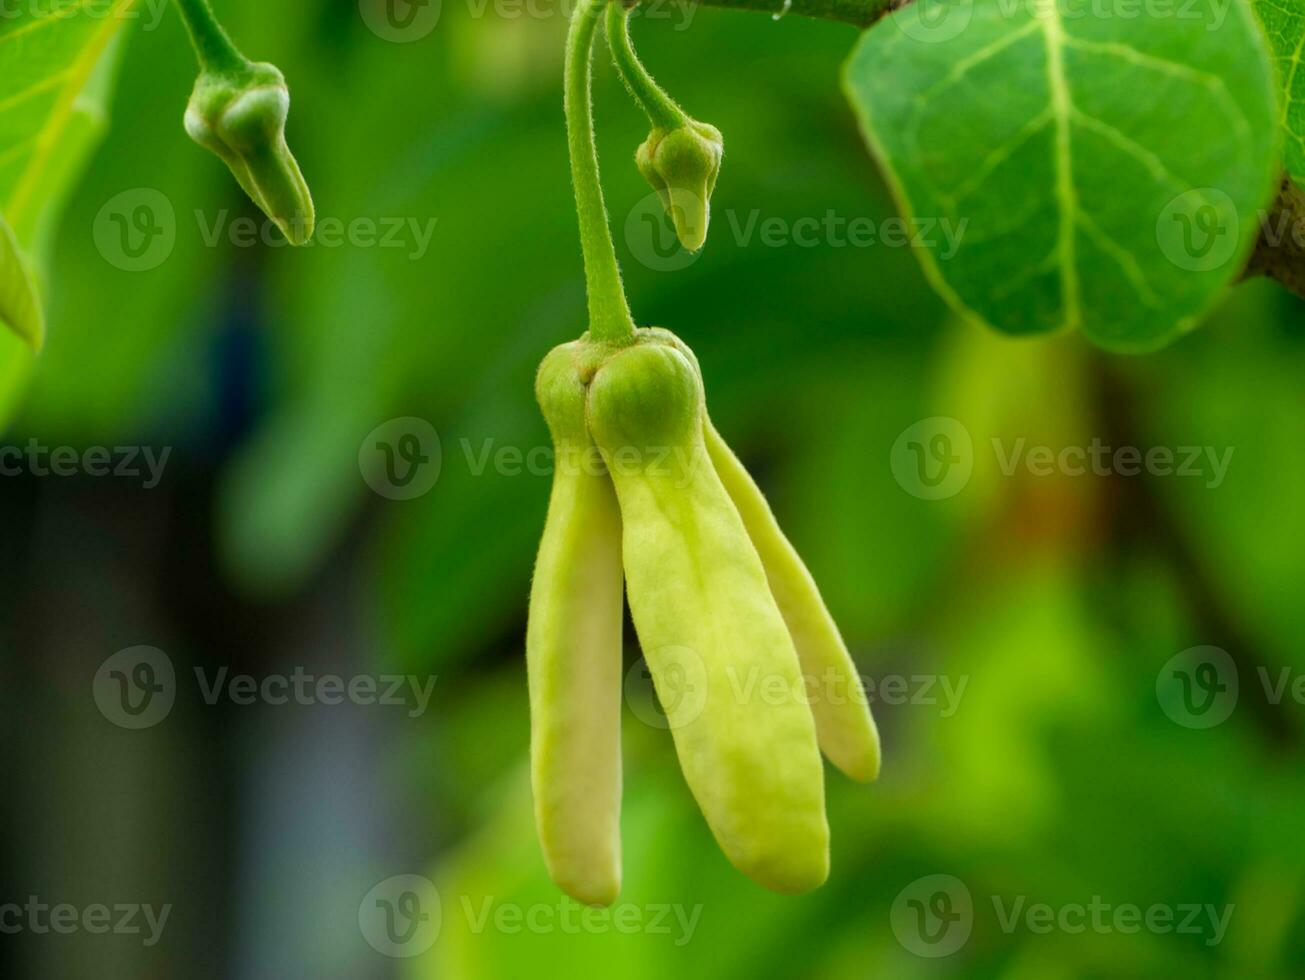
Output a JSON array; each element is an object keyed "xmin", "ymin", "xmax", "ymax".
[
  {"xmin": 174, "ymin": 0, "xmax": 250, "ymax": 76},
  {"xmin": 566, "ymin": 0, "xmax": 638, "ymax": 343},
  {"xmin": 607, "ymin": 3, "xmax": 689, "ymax": 131}
]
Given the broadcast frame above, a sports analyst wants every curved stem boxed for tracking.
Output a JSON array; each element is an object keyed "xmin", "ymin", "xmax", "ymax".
[
  {"xmin": 689, "ymin": 0, "xmax": 893, "ymax": 27},
  {"xmin": 175, "ymin": 0, "xmax": 250, "ymax": 76},
  {"xmin": 607, "ymin": 3, "xmax": 688, "ymax": 132},
  {"xmin": 566, "ymin": 0, "xmax": 638, "ymax": 343}
]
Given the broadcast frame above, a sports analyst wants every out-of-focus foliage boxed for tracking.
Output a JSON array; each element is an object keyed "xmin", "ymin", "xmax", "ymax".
[{"xmin": 9, "ymin": 0, "xmax": 1305, "ymax": 976}]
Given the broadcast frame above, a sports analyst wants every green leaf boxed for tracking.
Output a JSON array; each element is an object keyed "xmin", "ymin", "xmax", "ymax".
[
  {"xmin": 0, "ymin": 0, "xmax": 141, "ymax": 347},
  {"xmin": 1252, "ymin": 0, "xmax": 1305, "ymax": 182},
  {"xmin": 845, "ymin": 0, "xmax": 1279, "ymax": 351},
  {"xmin": 0, "ymin": 214, "xmax": 42, "ymax": 347}
]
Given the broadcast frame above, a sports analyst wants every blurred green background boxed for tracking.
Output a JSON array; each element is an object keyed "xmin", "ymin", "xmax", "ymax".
[{"xmin": 3, "ymin": 0, "xmax": 1305, "ymax": 977}]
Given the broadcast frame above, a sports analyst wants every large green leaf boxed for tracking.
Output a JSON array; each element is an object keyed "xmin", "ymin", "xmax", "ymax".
[
  {"xmin": 0, "ymin": 0, "xmax": 139, "ymax": 350},
  {"xmin": 845, "ymin": 0, "xmax": 1279, "ymax": 351},
  {"xmin": 1252, "ymin": 0, "xmax": 1305, "ymax": 182}
]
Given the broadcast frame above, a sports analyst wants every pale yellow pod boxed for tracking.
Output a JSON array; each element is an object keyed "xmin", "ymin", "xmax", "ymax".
[
  {"xmin": 526, "ymin": 344, "xmax": 624, "ymax": 906},
  {"xmin": 588, "ymin": 343, "xmax": 829, "ymax": 894},
  {"xmin": 705, "ymin": 424, "xmax": 882, "ymax": 783}
]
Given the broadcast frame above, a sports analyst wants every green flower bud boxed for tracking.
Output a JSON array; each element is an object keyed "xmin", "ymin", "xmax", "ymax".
[
  {"xmin": 636, "ymin": 122, "xmax": 723, "ymax": 253},
  {"xmin": 185, "ymin": 63, "xmax": 315, "ymax": 245}
]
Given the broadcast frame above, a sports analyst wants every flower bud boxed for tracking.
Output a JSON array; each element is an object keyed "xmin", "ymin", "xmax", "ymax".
[
  {"xmin": 185, "ymin": 63, "xmax": 315, "ymax": 245},
  {"xmin": 636, "ymin": 121, "xmax": 723, "ymax": 253}
]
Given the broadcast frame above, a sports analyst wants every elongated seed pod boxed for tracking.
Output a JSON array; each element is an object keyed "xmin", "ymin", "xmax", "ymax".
[
  {"xmin": 588, "ymin": 342, "xmax": 829, "ymax": 894},
  {"xmin": 526, "ymin": 343, "xmax": 624, "ymax": 906},
  {"xmin": 705, "ymin": 424, "xmax": 881, "ymax": 782}
]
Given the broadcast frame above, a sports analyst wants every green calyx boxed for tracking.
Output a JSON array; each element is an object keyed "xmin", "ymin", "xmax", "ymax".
[
  {"xmin": 537, "ymin": 329, "xmax": 703, "ymax": 457},
  {"xmin": 527, "ymin": 326, "xmax": 880, "ymax": 901},
  {"xmin": 185, "ymin": 63, "xmax": 316, "ymax": 246},
  {"xmin": 636, "ymin": 121, "xmax": 723, "ymax": 253}
]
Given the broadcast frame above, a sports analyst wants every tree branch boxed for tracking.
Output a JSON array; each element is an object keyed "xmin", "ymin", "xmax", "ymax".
[
  {"xmin": 687, "ymin": 0, "xmax": 896, "ymax": 28},
  {"xmin": 1244, "ymin": 176, "xmax": 1305, "ymax": 302}
]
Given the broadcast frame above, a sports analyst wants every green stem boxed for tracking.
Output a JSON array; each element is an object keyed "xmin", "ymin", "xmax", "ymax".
[
  {"xmin": 566, "ymin": 0, "xmax": 638, "ymax": 343},
  {"xmin": 690, "ymin": 0, "xmax": 893, "ymax": 27},
  {"xmin": 174, "ymin": 0, "xmax": 250, "ymax": 76},
  {"xmin": 606, "ymin": 3, "xmax": 688, "ymax": 132}
]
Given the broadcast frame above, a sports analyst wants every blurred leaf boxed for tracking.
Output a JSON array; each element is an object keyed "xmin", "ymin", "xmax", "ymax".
[
  {"xmin": 0, "ymin": 214, "xmax": 42, "ymax": 347},
  {"xmin": 0, "ymin": 0, "xmax": 139, "ymax": 229},
  {"xmin": 844, "ymin": 0, "xmax": 1279, "ymax": 350}
]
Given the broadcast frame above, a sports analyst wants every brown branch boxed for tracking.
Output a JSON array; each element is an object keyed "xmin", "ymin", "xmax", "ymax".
[{"xmin": 1243, "ymin": 175, "xmax": 1305, "ymax": 301}]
